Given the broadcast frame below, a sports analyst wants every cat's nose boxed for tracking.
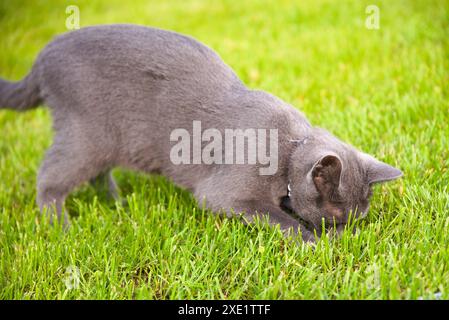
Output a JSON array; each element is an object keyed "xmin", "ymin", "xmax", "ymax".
[{"xmin": 357, "ymin": 208, "xmax": 369, "ymax": 219}]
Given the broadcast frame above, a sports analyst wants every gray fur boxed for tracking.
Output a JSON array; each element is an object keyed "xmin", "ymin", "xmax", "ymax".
[{"xmin": 0, "ymin": 24, "xmax": 402, "ymax": 241}]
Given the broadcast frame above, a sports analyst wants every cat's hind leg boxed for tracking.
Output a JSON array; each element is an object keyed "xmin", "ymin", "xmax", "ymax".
[
  {"xmin": 36, "ymin": 139, "xmax": 109, "ymax": 225},
  {"xmin": 90, "ymin": 170, "xmax": 121, "ymax": 202}
]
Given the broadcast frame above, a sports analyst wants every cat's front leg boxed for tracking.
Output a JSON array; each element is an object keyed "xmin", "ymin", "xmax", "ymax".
[{"xmin": 231, "ymin": 200, "xmax": 316, "ymax": 243}]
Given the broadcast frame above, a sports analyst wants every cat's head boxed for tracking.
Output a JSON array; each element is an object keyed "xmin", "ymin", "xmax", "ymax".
[{"xmin": 286, "ymin": 129, "xmax": 402, "ymax": 235}]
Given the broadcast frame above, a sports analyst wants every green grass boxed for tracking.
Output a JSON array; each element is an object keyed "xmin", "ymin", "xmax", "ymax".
[{"xmin": 1, "ymin": 0, "xmax": 448, "ymax": 299}]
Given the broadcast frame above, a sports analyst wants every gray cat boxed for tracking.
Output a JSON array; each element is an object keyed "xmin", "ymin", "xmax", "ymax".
[{"xmin": 0, "ymin": 24, "xmax": 402, "ymax": 242}]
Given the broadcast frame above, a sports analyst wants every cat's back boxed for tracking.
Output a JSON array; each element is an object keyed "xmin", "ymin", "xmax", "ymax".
[{"xmin": 36, "ymin": 24, "xmax": 243, "ymax": 96}]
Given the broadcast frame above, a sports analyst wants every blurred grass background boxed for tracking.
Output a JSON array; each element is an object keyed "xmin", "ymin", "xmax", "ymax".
[{"xmin": 0, "ymin": 0, "xmax": 448, "ymax": 299}]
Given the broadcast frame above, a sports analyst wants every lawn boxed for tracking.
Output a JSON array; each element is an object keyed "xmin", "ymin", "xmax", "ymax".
[{"xmin": 0, "ymin": 0, "xmax": 448, "ymax": 299}]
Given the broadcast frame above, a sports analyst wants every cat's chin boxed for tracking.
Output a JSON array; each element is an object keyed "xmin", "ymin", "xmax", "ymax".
[
  {"xmin": 280, "ymin": 195, "xmax": 315, "ymax": 232},
  {"xmin": 279, "ymin": 196, "xmax": 349, "ymax": 236}
]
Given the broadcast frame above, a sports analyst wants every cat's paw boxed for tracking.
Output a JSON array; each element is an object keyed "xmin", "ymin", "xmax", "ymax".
[{"xmin": 300, "ymin": 227, "xmax": 318, "ymax": 244}]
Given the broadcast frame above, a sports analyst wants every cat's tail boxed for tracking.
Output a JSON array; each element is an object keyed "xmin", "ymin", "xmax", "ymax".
[{"xmin": 0, "ymin": 69, "xmax": 41, "ymax": 111}]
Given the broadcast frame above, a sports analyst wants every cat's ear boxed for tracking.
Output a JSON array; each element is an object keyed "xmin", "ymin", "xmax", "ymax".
[
  {"xmin": 361, "ymin": 153, "xmax": 403, "ymax": 184},
  {"xmin": 311, "ymin": 154, "xmax": 342, "ymax": 196}
]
